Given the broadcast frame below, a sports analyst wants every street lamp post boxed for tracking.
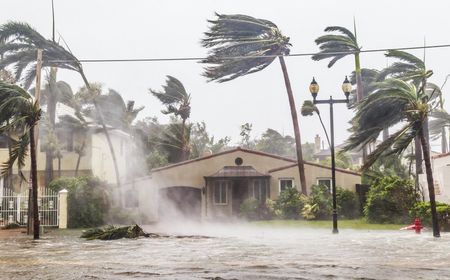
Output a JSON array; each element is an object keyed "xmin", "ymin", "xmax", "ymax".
[{"xmin": 309, "ymin": 76, "xmax": 352, "ymax": 234}]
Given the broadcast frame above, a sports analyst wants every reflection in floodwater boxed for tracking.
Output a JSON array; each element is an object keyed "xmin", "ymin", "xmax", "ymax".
[{"xmin": 1, "ymin": 223, "xmax": 449, "ymax": 280}]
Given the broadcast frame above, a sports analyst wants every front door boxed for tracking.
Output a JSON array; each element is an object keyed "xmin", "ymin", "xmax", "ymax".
[{"xmin": 232, "ymin": 179, "xmax": 248, "ymax": 216}]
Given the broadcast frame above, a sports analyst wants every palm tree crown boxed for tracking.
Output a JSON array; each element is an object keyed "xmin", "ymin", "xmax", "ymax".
[
  {"xmin": 0, "ymin": 22, "xmax": 81, "ymax": 89},
  {"xmin": 201, "ymin": 13, "xmax": 291, "ymax": 82},
  {"xmin": 150, "ymin": 76, "xmax": 191, "ymax": 121},
  {"xmin": 312, "ymin": 26, "xmax": 360, "ymax": 67}
]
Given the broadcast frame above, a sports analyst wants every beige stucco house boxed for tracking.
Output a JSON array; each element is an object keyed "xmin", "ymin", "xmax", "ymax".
[
  {"xmin": 0, "ymin": 103, "xmax": 140, "ymax": 190},
  {"xmin": 122, "ymin": 147, "xmax": 361, "ymax": 221}
]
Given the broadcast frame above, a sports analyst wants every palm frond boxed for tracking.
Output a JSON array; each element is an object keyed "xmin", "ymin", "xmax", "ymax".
[
  {"xmin": 324, "ymin": 26, "xmax": 356, "ymax": 41},
  {"xmin": 201, "ymin": 13, "xmax": 290, "ymax": 82}
]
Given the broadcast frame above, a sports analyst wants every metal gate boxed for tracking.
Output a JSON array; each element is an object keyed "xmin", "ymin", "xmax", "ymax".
[{"xmin": 0, "ymin": 179, "xmax": 59, "ymax": 227}]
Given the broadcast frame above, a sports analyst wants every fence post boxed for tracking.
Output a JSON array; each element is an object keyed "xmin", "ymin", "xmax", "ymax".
[{"xmin": 58, "ymin": 189, "xmax": 68, "ymax": 229}]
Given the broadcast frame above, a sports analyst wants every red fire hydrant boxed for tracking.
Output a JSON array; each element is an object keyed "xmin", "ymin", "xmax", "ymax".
[{"xmin": 414, "ymin": 217, "xmax": 423, "ymax": 234}]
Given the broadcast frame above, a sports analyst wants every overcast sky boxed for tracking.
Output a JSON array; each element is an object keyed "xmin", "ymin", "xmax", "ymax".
[{"xmin": 4, "ymin": 0, "xmax": 450, "ymax": 150}]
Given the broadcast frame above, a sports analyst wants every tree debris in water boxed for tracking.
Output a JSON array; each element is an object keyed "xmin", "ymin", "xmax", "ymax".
[
  {"xmin": 81, "ymin": 225, "xmax": 148, "ymax": 240},
  {"xmin": 81, "ymin": 224, "xmax": 212, "ymax": 240}
]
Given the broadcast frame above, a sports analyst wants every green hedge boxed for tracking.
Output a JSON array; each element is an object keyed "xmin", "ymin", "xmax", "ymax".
[
  {"xmin": 49, "ymin": 176, "xmax": 109, "ymax": 228},
  {"xmin": 410, "ymin": 201, "xmax": 450, "ymax": 231},
  {"xmin": 364, "ymin": 176, "xmax": 418, "ymax": 224}
]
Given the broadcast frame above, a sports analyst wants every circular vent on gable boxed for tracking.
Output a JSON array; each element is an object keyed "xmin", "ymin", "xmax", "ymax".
[{"xmin": 235, "ymin": 157, "xmax": 243, "ymax": 166}]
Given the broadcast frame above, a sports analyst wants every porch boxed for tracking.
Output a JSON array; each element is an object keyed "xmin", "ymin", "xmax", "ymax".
[{"xmin": 204, "ymin": 166, "xmax": 270, "ymax": 218}]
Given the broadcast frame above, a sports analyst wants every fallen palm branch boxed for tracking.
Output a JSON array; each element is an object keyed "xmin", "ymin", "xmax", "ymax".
[
  {"xmin": 81, "ymin": 224, "xmax": 212, "ymax": 240},
  {"xmin": 81, "ymin": 225, "xmax": 151, "ymax": 240}
]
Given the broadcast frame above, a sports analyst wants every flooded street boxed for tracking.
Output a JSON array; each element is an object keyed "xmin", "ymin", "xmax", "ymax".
[{"xmin": 1, "ymin": 224, "xmax": 450, "ymax": 280}]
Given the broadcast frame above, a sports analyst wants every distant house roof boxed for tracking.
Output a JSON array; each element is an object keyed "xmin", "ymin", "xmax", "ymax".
[
  {"xmin": 314, "ymin": 143, "xmax": 362, "ymax": 157},
  {"xmin": 205, "ymin": 166, "xmax": 269, "ymax": 179}
]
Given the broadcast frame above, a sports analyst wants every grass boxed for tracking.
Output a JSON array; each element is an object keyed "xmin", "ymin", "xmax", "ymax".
[{"xmin": 252, "ymin": 219, "xmax": 405, "ymax": 231}]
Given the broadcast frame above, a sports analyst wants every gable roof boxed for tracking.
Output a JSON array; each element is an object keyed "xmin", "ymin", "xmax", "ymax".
[
  {"xmin": 268, "ymin": 162, "xmax": 360, "ymax": 176},
  {"xmin": 151, "ymin": 147, "xmax": 361, "ymax": 176}
]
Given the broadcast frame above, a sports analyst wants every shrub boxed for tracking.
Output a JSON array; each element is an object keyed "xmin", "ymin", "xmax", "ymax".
[
  {"xmin": 275, "ymin": 188, "xmax": 305, "ymax": 219},
  {"xmin": 364, "ymin": 176, "xmax": 418, "ymax": 224},
  {"xmin": 410, "ymin": 201, "xmax": 450, "ymax": 231},
  {"xmin": 336, "ymin": 187, "xmax": 360, "ymax": 219},
  {"xmin": 49, "ymin": 176, "xmax": 109, "ymax": 228},
  {"xmin": 308, "ymin": 184, "xmax": 333, "ymax": 219},
  {"xmin": 240, "ymin": 198, "xmax": 260, "ymax": 220}
]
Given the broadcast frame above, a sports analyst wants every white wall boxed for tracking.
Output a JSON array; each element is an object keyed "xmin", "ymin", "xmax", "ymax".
[{"xmin": 420, "ymin": 154, "xmax": 450, "ymax": 203}]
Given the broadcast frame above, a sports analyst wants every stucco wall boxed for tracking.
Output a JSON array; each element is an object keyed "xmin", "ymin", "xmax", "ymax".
[
  {"xmin": 269, "ymin": 163, "xmax": 361, "ymax": 198},
  {"xmin": 91, "ymin": 130, "xmax": 139, "ymax": 184},
  {"xmin": 421, "ymin": 155, "xmax": 450, "ymax": 203}
]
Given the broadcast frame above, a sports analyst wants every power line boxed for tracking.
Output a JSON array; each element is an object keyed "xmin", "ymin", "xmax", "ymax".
[{"xmin": 48, "ymin": 43, "xmax": 450, "ymax": 63}]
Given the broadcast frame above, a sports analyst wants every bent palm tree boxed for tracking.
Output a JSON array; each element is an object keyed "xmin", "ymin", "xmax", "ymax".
[
  {"xmin": 0, "ymin": 21, "xmax": 122, "ymax": 188},
  {"xmin": 378, "ymin": 50, "xmax": 434, "ymax": 188},
  {"xmin": 201, "ymin": 13, "xmax": 307, "ymax": 194},
  {"xmin": 343, "ymin": 78, "xmax": 440, "ymax": 237},
  {"xmin": 150, "ymin": 76, "xmax": 191, "ymax": 161},
  {"xmin": 312, "ymin": 25, "xmax": 363, "ymax": 100},
  {"xmin": 0, "ymin": 81, "xmax": 41, "ymax": 239},
  {"xmin": 312, "ymin": 24, "xmax": 365, "ymax": 160}
]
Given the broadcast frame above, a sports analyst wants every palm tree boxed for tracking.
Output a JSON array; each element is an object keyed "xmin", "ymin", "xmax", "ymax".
[
  {"xmin": 312, "ymin": 24, "xmax": 363, "ymax": 101},
  {"xmin": 312, "ymin": 24, "xmax": 367, "ymax": 163},
  {"xmin": 0, "ymin": 21, "xmax": 122, "ymax": 189},
  {"xmin": 150, "ymin": 76, "xmax": 191, "ymax": 161},
  {"xmin": 301, "ymin": 100, "xmax": 330, "ymax": 148},
  {"xmin": 378, "ymin": 50, "xmax": 435, "ymax": 187},
  {"xmin": 0, "ymin": 81, "xmax": 41, "ymax": 239},
  {"xmin": 30, "ymin": 71, "xmax": 74, "ymax": 185},
  {"xmin": 343, "ymin": 78, "xmax": 440, "ymax": 237},
  {"xmin": 0, "ymin": 68, "xmax": 15, "ymax": 189},
  {"xmin": 201, "ymin": 13, "xmax": 307, "ymax": 194}
]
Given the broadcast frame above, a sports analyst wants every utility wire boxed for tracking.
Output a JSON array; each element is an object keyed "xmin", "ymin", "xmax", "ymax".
[{"xmin": 48, "ymin": 43, "xmax": 450, "ymax": 63}]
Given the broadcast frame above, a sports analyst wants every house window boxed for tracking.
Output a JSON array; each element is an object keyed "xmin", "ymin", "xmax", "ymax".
[
  {"xmin": 214, "ymin": 180, "xmax": 228, "ymax": 205},
  {"xmin": 250, "ymin": 179, "xmax": 268, "ymax": 201},
  {"xmin": 317, "ymin": 178, "xmax": 332, "ymax": 192},
  {"xmin": 279, "ymin": 178, "xmax": 294, "ymax": 193}
]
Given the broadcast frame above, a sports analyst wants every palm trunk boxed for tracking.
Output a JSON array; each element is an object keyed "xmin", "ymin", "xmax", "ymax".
[
  {"xmin": 6, "ymin": 121, "xmax": 13, "ymax": 189},
  {"xmin": 29, "ymin": 127, "xmax": 40, "ymax": 239},
  {"xmin": 354, "ymin": 53, "xmax": 368, "ymax": 164},
  {"xmin": 45, "ymin": 68, "xmax": 57, "ymax": 187},
  {"xmin": 80, "ymin": 72, "xmax": 121, "ymax": 191},
  {"xmin": 75, "ymin": 139, "xmax": 86, "ymax": 177},
  {"xmin": 180, "ymin": 118, "xmax": 188, "ymax": 162},
  {"xmin": 278, "ymin": 56, "xmax": 307, "ymax": 194},
  {"xmin": 419, "ymin": 119, "xmax": 440, "ymax": 237}
]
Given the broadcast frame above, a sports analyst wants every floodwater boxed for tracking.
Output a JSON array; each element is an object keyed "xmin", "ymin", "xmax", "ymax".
[{"xmin": 1, "ymin": 223, "xmax": 450, "ymax": 280}]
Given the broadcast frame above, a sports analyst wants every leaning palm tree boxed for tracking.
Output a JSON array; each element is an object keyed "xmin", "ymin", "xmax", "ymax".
[
  {"xmin": 150, "ymin": 76, "xmax": 191, "ymax": 162},
  {"xmin": 201, "ymin": 13, "xmax": 307, "ymax": 194},
  {"xmin": 343, "ymin": 78, "xmax": 440, "ymax": 237},
  {"xmin": 378, "ymin": 50, "xmax": 434, "ymax": 184},
  {"xmin": 312, "ymin": 24, "xmax": 367, "ymax": 163},
  {"xmin": 312, "ymin": 24, "xmax": 363, "ymax": 102},
  {"xmin": 0, "ymin": 21, "xmax": 122, "ymax": 189},
  {"xmin": 0, "ymin": 81, "xmax": 41, "ymax": 239},
  {"xmin": 301, "ymin": 100, "xmax": 330, "ymax": 148}
]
